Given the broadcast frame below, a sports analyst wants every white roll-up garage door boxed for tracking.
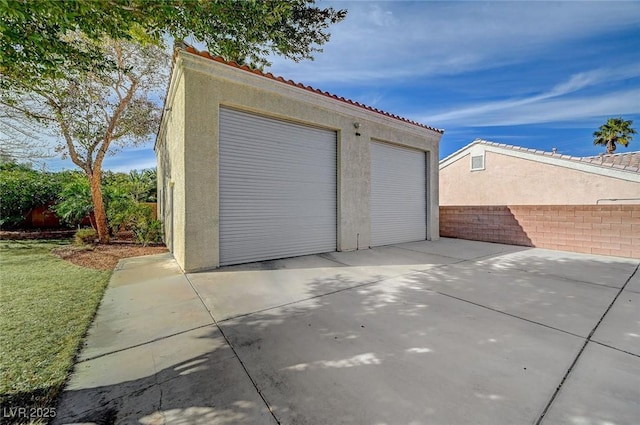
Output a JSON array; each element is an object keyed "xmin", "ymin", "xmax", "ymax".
[
  {"xmin": 219, "ymin": 108, "xmax": 337, "ymax": 266},
  {"xmin": 370, "ymin": 141, "xmax": 427, "ymax": 246}
]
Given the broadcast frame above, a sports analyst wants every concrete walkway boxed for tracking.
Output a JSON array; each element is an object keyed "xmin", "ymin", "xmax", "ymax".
[{"xmin": 54, "ymin": 238, "xmax": 640, "ymax": 425}]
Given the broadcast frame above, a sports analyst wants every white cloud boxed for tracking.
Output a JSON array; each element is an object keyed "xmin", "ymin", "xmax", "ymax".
[
  {"xmin": 423, "ymin": 88, "xmax": 640, "ymax": 127},
  {"xmin": 419, "ymin": 65, "xmax": 640, "ymax": 126},
  {"xmin": 267, "ymin": 1, "xmax": 640, "ymax": 84},
  {"xmin": 549, "ymin": 65, "xmax": 640, "ymax": 96}
]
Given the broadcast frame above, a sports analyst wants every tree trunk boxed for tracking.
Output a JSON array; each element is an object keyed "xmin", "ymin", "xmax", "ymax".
[
  {"xmin": 89, "ymin": 212, "xmax": 97, "ymax": 231},
  {"xmin": 88, "ymin": 172, "xmax": 110, "ymax": 244},
  {"xmin": 607, "ymin": 138, "xmax": 617, "ymax": 154}
]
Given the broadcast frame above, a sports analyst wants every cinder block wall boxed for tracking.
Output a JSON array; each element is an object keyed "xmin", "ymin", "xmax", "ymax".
[{"xmin": 440, "ymin": 205, "xmax": 640, "ymax": 259}]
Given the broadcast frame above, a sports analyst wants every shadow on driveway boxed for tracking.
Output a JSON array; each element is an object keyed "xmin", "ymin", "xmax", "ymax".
[{"xmin": 51, "ymin": 239, "xmax": 639, "ymax": 425}]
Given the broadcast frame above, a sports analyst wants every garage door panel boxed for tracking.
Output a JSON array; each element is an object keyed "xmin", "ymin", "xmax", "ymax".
[
  {"xmin": 219, "ymin": 108, "xmax": 337, "ymax": 266},
  {"xmin": 370, "ymin": 142, "xmax": 426, "ymax": 246}
]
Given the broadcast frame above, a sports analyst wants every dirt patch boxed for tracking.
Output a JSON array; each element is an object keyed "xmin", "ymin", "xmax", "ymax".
[
  {"xmin": 52, "ymin": 242, "xmax": 168, "ymax": 271},
  {"xmin": 2, "ymin": 229, "xmax": 169, "ymax": 270}
]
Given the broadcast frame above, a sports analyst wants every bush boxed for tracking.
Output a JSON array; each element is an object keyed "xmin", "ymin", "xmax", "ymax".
[
  {"xmin": 0, "ymin": 163, "xmax": 62, "ymax": 228},
  {"xmin": 132, "ymin": 218, "xmax": 163, "ymax": 247},
  {"xmin": 54, "ymin": 176, "xmax": 93, "ymax": 228},
  {"xmin": 75, "ymin": 228, "xmax": 97, "ymax": 245},
  {"xmin": 128, "ymin": 204, "xmax": 163, "ymax": 246},
  {"xmin": 104, "ymin": 186, "xmax": 137, "ymax": 236}
]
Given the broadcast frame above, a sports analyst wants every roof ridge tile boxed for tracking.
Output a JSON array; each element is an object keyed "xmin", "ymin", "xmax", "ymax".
[
  {"xmin": 453, "ymin": 139, "xmax": 639, "ymax": 173},
  {"xmin": 181, "ymin": 45, "xmax": 444, "ymax": 134}
]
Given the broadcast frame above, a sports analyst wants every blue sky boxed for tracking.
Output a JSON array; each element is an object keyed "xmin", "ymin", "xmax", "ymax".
[{"xmin": 46, "ymin": 0, "xmax": 640, "ymax": 171}]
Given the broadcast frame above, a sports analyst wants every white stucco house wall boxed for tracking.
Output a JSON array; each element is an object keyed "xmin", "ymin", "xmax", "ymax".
[
  {"xmin": 440, "ymin": 139, "xmax": 640, "ymax": 206},
  {"xmin": 156, "ymin": 45, "xmax": 443, "ymax": 271}
]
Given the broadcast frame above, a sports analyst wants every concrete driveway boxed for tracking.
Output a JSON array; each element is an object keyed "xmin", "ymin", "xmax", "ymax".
[{"xmin": 54, "ymin": 238, "xmax": 639, "ymax": 425}]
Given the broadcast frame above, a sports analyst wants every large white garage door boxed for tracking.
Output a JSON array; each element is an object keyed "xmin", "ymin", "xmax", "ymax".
[
  {"xmin": 370, "ymin": 141, "xmax": 427, "ymax": 246},
  {"xmin": 219, "ymin": 108, "xmax": 337, "ymax": 266}
]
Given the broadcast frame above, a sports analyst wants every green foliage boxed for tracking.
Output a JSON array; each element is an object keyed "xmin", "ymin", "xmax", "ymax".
[
  {"xmin": 0, "ymin": 0, "xmax": 346, "ymax": 88},
  {"xmin": 75, "ymin": 228, "xmax": 97, "ymax": 245},
  {"xmin": 2, "ymin": 37, "xmax": 168, "ymax": 243},
  {"xmin": 0, "ymin": 163, "xmax": 160, "ymax": 235},
  {"xmin": 53, "ymin": 175, "xmax": 93, "ymax": 228},
  {"xmin": 103, "ymin": 170, "xmax": 157, "ymax": 236},
  {"xmin": 104, "ymin": 185, "xmax": 138, "ymax": 236},
  {"xmin": 128, "ymin": 204, "xmax": 163, "ymax": 246},
  {"xmin": 0, "ymin": 162, "xmax": 61, "ymax": 228},
  {"xmin": 593, "ymin": 117, "xmax": 637, "ymax": 154},
  {"xmin": 3, "ymin": 165, "xmax": 160, "ymax": 244},
  {"xmin": 128, "ymin": 168, "xmax": 157, "ymax": 202},
  {"xmin": 0, "ymin": 0, "xmax": 139, "ymax": 86},
  {"xmin": 104, "ymin": 168, "xmax": 157, "ymax": 203}
]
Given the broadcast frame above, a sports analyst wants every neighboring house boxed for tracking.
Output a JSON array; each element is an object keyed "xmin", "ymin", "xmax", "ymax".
[
  {"xmin": 440, "ymin": 139, "xmax": 640, "ymax": 205},
  {"xmin": 438, "ymin": 139, "xmax": 640, "ymax": 258},
  {"xmin": 156, "ymin": 45, "xmax": 443, "ymax": 271}
]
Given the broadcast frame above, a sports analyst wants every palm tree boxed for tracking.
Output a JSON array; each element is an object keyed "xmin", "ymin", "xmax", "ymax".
[{"xmin": 593, "ymin": 118, "xmax": 636, "ymax": 154}]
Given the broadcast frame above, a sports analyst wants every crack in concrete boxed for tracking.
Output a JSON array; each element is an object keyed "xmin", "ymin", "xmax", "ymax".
[
  {"xmin": 151, "ymin": 350, "xmax": 167, "ymax": 425},
  {"xmin": 184, "ymin": 273, "xmax": 282, "ymax": 425},
  {"xmin": 157, "ymin": 385, "xmax": 166, "ymax": 425},
  {"xmin": 534, "ymin": 263, "xmax": 640, "ymax": 425}
]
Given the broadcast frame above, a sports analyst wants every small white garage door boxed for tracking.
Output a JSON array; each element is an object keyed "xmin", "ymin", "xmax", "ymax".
[
  {"xmin": 370, "ymin": 141, "xmax": 427, "ymax": 246},
  {"xmin": 219, "ymin": 108, "xmax": 337, "ymax": 266}
]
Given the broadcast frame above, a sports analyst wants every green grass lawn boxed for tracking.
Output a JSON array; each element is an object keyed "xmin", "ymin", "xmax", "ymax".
[{"xmin": 0, "ymin": 240, "xmax": 111, "ymax": 423}]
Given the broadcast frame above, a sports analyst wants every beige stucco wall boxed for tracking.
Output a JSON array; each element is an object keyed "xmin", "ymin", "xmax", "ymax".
[
  {"xmin": 156, "ymin": 70, "xmax": 186, "ymax": 267},
  {"xmin": 440, "ymin": 150, "xmax": 640, "ymax": 205},
  {"xmin": 157, "ymin": 50, "xmax": 442, "ymax": 271}
]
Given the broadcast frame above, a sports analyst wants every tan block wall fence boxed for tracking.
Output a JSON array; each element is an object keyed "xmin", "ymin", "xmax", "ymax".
[{"xmin": 440, "ymin": 205, "xmax": 640, "ymax": 259}]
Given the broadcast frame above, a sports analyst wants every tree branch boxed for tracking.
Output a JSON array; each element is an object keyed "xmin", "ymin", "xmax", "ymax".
[
  {"xmin": 44, "ymin": 97, "xmax": 88, "ymax": 172},
  {"xmin": 0, "ymin": 99, "xmax": 57, "ymax": 122}
]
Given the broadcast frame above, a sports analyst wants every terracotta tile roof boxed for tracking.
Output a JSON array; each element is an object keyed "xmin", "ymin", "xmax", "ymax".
[
  {"xmin": 471, "ymin": 139, "xmax": 640, "ymax": 173},
  {"xmin": 181, "ymin": 45, "xmax": 444, "ymax": 134},
  {"xmin": 581, "ymin": 152, "xmax": 640, "ymax": 170}
]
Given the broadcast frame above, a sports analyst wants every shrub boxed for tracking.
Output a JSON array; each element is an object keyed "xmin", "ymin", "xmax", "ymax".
[
  {"xmin": 54, "ymin": 176, "xmax": 93, "ymax": 228},
  {"xmin": 104, "ymin": 186, "xmax": 137, "ymax": 236},
  {"xmin": 75, "ymin": 228, "xmax": 97, "ymax": 245},
  {"xmin": 132, "ymin": 218, "xmax": 163, "ymax": 247},
  {"xmin": 0, "ymin": 163, "xmax": 62, "ymax": 228},
  {"xmin": 127, "ymin": 203, "xmax": 163, "ymax": 246}
]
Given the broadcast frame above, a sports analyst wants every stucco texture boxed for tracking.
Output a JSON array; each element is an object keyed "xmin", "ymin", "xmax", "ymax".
[
  {"xmin": 156, "ymin": 50, "xmax": 442, "ymax": 271},
  {"xmin": 440, "ymin": 151, "xmax": 640, "ymax": 206}
]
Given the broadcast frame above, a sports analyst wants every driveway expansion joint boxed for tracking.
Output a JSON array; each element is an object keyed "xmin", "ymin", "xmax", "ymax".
[
  {"xmin": 484, "ymin": 264, "xmax": 631, "ymax": 291},
  {"xmin": 184, "ymin": 273, "xmax": 282, "ymax": 425},
  {"xmin": 433, "ymin": 291, "xmax": 584, "ymax": 339},
  {"xmin": 213, "ymin": 270, "xmax": 419, "ymax": 324},
  {"xmin": 591, "ymin": 340, "xmax": 640, "ymax": 358},
  {"xmin": 77, "ymin": 323, "xmax": 214, "ymax": 363},
  {"xmin": 535, "ymin": 263, "xmax": 639, "ymax": 425}
]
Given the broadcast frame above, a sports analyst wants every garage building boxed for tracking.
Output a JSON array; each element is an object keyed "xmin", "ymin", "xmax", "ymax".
[{"xmin": 156, "ymin": 45, "xmax": 443, "ymax": 271}]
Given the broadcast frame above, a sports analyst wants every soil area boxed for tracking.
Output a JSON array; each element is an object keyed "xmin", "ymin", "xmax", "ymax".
[
  {"xmin": 51, "ymin": 242, "xmax": 168, "ymax": 271},
  {"xmin": 1, "ymin": 229, "xmax": 168, "ymax": 271}
]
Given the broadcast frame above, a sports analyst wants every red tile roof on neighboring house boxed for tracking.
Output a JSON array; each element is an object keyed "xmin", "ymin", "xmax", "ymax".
[
  {"xmin": 181, "ymin": 45, "xmax": 444, "ymax": 134},
  {"xmin": 470, "ymin": 139, "xmax": 640, "ymax": 173}
]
